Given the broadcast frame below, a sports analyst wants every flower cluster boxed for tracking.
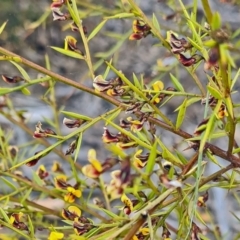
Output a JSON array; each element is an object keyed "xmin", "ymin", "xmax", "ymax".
[
  {"xmin": 62, "ymin": 206, "xmax": 93, "ymax": 236},
  {"xmin": 168, "ymin": 32, "xmax": 203, "ymax": 67},
  {"xmin": 93, "ymin": 75, "xmax": 127, "ymax": 96}
]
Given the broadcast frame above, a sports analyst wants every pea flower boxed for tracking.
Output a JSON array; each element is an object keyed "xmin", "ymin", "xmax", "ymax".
[
  {"xmin": 121, "ymin": 194, "xmax": 133, "ymax": 215},
  {"xmin": 52, "ymin": 161, "xmax": 64, "ymax": 173},
  {"xmin": 26, "ymin": 150, "xmax": 45, "ymax": 167},
  {"xmin": 63, "ymin": 117, "xmax": 86, "ymax": 128},
  {"xmin": 82, "ymin": 149, "xmax": 117, "ymax": 178},
  {"xmin": 197, "ymin": 191, "xmax": 209, "ymax": 207},
  {"xmin": 120, "ymin": 117, "xmax": 145, "ymax": 132},
  {"xmin": 168, "ymin": 32, "xmax": 192, "ymax": 54},
  {"xmin": 64, "ymin": 36, "xmax": 83, "ymax": 55},
  {"xmin": 129, "ymin": 19, "xmax": 151, "ymax": 40},
  {"xmin": 10, "ymin": 212, "xmax": 28, "ymax": 232},
  {"xmin": 62, "ymin": 206, "xmax": 81, "ymax": 221},
  {"xmin": 178, "ymin": 53, "xmax": 203, "ymax": 67},
  {"xmin": 33, "ymin": 122, "xmax": 56, "ymax": 138},
  {"xmin": 133, "ymin": 149, "xmax": 149, "ymax": 168},
  {"xmin": 93, "ymin": 75, "xmax": 126, "ymax": 96},
  {"xmin": 102, "ymin": 127, "xmax": 137, "ymax": 149},
  {"xmin": 36, "ymin": 165, "xmax": 49, "ymax": 179},
  {"xmin": 151, "ymin": 80, "xmax": 164, "ymax": 104},
  {"xmin": 106, "ymin": 157, "xmax": 131, "ymax": 199},
  {"xmin": 55, "ymin": 175, "xmax": 81, "ymax": 203},
  {"xmin": 1, "ymin": 75, "xmax": 24, "ymax": 84},
  {"xmin": 133, "ymin": 228, "xmax": 150, "ymax": 240}
]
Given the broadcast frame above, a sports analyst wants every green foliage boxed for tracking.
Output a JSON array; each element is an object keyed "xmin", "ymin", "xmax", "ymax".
[{"xmin": 0, "ymin": 0, "xmax": 240, "ymax": 239}]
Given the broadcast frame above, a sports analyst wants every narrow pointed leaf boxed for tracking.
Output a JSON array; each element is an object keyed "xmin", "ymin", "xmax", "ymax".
[
  {"xmin": 88, "ymin": 20, "xmax": 107, "ymax": 42},
  {"xmin": 176, "ymin": 98, "xmax": 188, "ymax": 129},
  {"xmin": 170, "ymin": 73, "xmax": 184, "ymax": 92},
  {"xmin": 51, "ymin": 47, "xmax": 84, "ymax": 59},
  {"xmin": 0, "ymin": 21, "xmax": 8, "ymax": 35},
  {"xmin": 145, "ymin": 140, "xmax": 157, "ymax": 175}
]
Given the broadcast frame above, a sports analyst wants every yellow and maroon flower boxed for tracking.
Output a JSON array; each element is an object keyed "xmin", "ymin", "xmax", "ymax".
[
  {"xmin": 52, "ymin": 161, "xmax": 64, "ymax": 173},
  {"xmin": 121, "ymin": 194, "xmax": 133, "ymax": 215},
  {"xmin": 133, "ymin": 149, "xmax": 149, "ymax": 168},
  {"xmin": 1, "ymin": 75, "xmax": 24, "ymax": 84},
  {"xmin": 65, "ymin": 186, "xmax": 81, "ymax": 203},
  {"xmin": 51, "ymin": 7, "xmax": 69, "ymax": 21},
  {"xmin": 168, "ymin": 32, "xmax": 192, "ymax": 54},
  {"xmin": 217, "ymin": 104, "xmax": 228, "ymax": 119},
  {"xmin": 73, "ymin": 221, "xmax": 93, "ymax": 236},
  {"xmin": 133, "ymin": 228, "xmax": 150, "ymax": 240},
  {"xmin": 62, "ymin": 206, "xmax": 81, "ymax": 221},
  {"xmin": 93, "ymin": 75, "xmax": 126, "ymax": 96},
  {"xmin": 102, "ymin": 127, "xmax": 137, "ymax": 149},
  {"xmin": 55, "ymin": 175, "xmax": 81, "ymax": 203},
  {"xmin": 129, "ymin": 19, "xmax": 151, "ymax": 40},
  {"xmin": 151, "ymin": 80, "xmax": 164, "ymax": 104},
  {"xmin": 26, "ymin": 150, "xmax": 44, "ymax": 167},
  {"xmin": 197, "ymin": 191, "xmax": 209, "ymax": 207},
  {"xmin": 33, "ymin": 122, "xmax": 56, "ymax": 138},
  {"xmin": 37, "ymin": 165, "xmax": 49, "ymax": 179},
  {"xmin": 106, "ymin": 157, "xmax": 131, "ymax": 199},
  {"xmin": 10, "ymin": 212, "xmax": 28, "ymax": 232},
  {"xmin": 204, "ymin": 47, "xmax": 219, "ymax": 71},
  {"xmin": 102, "ymin": 127, "xmax": 120, "ymax": 143},
  {"xmin": 63, "ymin": 117, "xmax": 86, "ymax": 128},
  {"xmin": 82, "ymin": 149, "xmax": 117, "ymax": 178},
  {"xmin": 65, "ymin": 36, "xmax": 83, "ymax": 55},
  {"xmin": 178, "ymin": 53, "xmax": 203, "ymax": 67},
  {"xmin": 55, "ymin": 175, "xmax": 69, "ymax": 189},
  {"xmin": 65, "ymin": 138, "xmax": 78, "ymax": 155}
]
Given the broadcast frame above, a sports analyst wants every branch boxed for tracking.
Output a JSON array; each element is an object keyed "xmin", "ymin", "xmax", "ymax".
[{"xmin": 0, "ymin": 47, "xmax": 239, "ymax": 167}]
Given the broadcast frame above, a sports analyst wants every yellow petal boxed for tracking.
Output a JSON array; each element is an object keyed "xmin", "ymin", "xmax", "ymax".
[
  {"xmin": 133, "ymin": 158, "xmax": 146, "ymax": 168},
  {"xmin": 90, "ymin": 159, "xmax": 102, "ymax": 172},
  {"xmin": 88, "ymin": 149, "xmax": 96, "ymax": 161},
  {"xmin": 48, "ymin": 231, "xmax": 64, "ymax": 240},
  {"xmin": 68, "ymin": 206, "xmax": 81, "ymax": 217},
  {"xmin": 64, "ymin": 193, "xmax": 75, "ymax": 203},
  {"xmin": 152, "ymin": 80, "xmax": 164, "ymax": 91},
  {"xmin": 121, "ymin": 194, "xmax": 133, "ymax": 211},
  {"xmin": 132, "ymin": 236, "xmax": 139, "ymax": 240},
  {"xmin": 140, "ymin": 228, "xmax": 150, "ymax": 235},
  {"xmin": 82, "ymin": 164, "xmax": 100, "ymax": 178}
]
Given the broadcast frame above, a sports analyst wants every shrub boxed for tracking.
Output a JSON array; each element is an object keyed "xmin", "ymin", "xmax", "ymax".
[{"xmin": 0, "ymin": 0, "xmax": 240, "ymax": 239}]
